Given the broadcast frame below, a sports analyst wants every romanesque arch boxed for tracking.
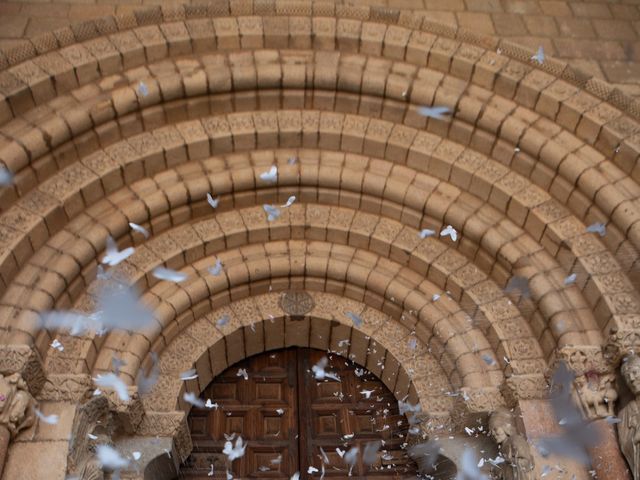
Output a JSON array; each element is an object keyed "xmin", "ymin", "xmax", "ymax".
[{"xmin": 0, "ymin": 2, "xmax": 637, "ymax": 479}]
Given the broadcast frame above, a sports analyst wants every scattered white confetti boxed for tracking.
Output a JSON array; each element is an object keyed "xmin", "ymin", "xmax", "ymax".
[
  {"xmin": 564, "ymin": 273, "xmax": 577, "ymax": 285},
  {"xmin": 208, "ymin": 258, "xmax": 223, "ymax": 276},
  {"xmin": 417, "ymin": 106, "xmax": 452, "ymax": 120},
  {"xmin": 432, "ymin": 293, "xmax": 440, "ymax": 302},
  {"xmin": 0, "ymin": 166, "xmax": 13, "ymax": 186},
  {"xmin": 237, "ymin": 368, "xmax": 248, "ymax": 380},
  {"xmin": 312, "ymin": 357, "xmax": 340, "ymax": 382},
  {"xmin": 183, "ymin": 392, "xmax": 205, "ymax": 408},
  {"xmin": 263, "ymin": 204, "xmax": 281, "ymax": 221},
  {"xmin": 288, "ymin": 157, "xmax": 297, "ymax": 165},
  {"xmin": 208, "ymin": 464, "xmax": 214, "ymax": 477},
  {"xmin": 407, "ymin": 337, "xmax": 417, "ymax": 350},
  {"xmin": 419, "ymin": 228, "xmax": 436, "ymax": 239},
  {"xmin": 35, "ymin": 409, "xmax": 59, "ymax": 425},
  {"xmin": 586, "ymin": 222, "xmax": 606, "ymax": 237},
  {"xmin": 271, "ymin": 455, "xmax": 283, "ymax": 465},
  {"xmin": 308, "ymin": 466, "xmax": 319, "ymax": 474},
  {"xmin": 440, "ymin": 225, "xmax": 458, "ymax": 241},
  {"xmin": 152, "ymin": 267, "xmax": 188, "ymax": 283},
  {"xmin": 260, "ymin": 165, "xmax": 278, "ymax": 183},
  {"xmin": 129, "ymin": 222, "xmax": 149, "ymax": 238},
  {"xmin": 605, "ymin": 415, "xmax": 621, "ymax": 424},
  {"xmin": 132, "ymin": 451, "xmax": 141, "ymax": 461},
  {"xmin": 223, "ymin": 436, "xmax": 247, "ymax": 461},
  {"xmin": 50, "ymin": 339, "xmax": 64, "ymax": 352},
  {"xmin": 207, "ymin": 193, "xmax": 219, "ymax": 209},
  {"xmin": 102, "ymin": 236, "xmax": 135, "ymax": 266},
  {"xmin": 180, "ymin": 368, "xmax": 198, "ymax": 381},
  {"xmin": 281, "ymin": 195, "xmax": 296, "ymax": 208},
  {"xmin": 205, "ymin": 399, "xmax": 218, "ymax": 409},
  {"xmin": 291, "ymin": 473, "xmax": 300, "ymax": 480},
  {"xmin": 276, "ymin": 408, "xmax": 284, "ymax": 415},
  {"xmin": 345, "ymin": 311, "xmax": 362, "ymax": 327},
  {"xmin": 137, "ymin": 82, "xmax": 149, "ymax": 97},
  {"xmin": 94, "ymin": 373, "xmax": 129, "ymax": 401},
  {"xmin": 531, "ymin": 45, "xmax": 545, "ymax": 64}
]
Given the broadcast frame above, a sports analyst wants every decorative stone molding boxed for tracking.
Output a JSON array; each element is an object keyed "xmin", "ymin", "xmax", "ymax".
[
  {"xmin": 137, "ymin": 411, "xmax": 192, "ymax": 463},
  {"xmin": 0, "ymin": 345, "xmax": 45, "ymax": 395},
  {"xmin": 36, "ymin": 374, "xmax": 94, "ymax": 402}
]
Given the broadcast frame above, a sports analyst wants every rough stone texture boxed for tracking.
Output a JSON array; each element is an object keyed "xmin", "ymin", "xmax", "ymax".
[{"xmin": 0, "ymin": 2, "xmax": 636, "ymax": 479}]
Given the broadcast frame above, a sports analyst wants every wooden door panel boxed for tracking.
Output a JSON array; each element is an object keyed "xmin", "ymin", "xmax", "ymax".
[{"xmin": 182, "ymin": 348, "xmax": 416, "ymax": 479}]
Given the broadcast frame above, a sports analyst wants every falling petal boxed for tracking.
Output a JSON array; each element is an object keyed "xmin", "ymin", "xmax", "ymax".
[
  {"xmin": 97, "ymin": 444, "xmax": 129, "ymax": 471},
  {"xmin": 440, "ymin": 225, "xmax": 458, "ymax": 242},
  {"xmin": 183, "ymin": 392, "xmax": 205, "ymax": 408},
  {"xmin": 531, "ymin": 45, "xmax": 545, "ymax": 64},
  {"xmin": 419, "ymin": 228, "xmax": 436, "ymax": 239},
  {"xmin": 281, "ymin": 195, "xmax": 296, "ymax": 208},
  {"xmin": 564, "ymin": 273, "xmax": 577, "ymax": 285},
  {"xmin": 153, "ymin": 267, "xmax": 188, "ymax": 283},
  {"xmin": 208, "ymin": 258, "xmax": 223, "ymax": 276},
  {"xmin": 35, "ymin": 409, "xmax": 59, "ymax": 425},
  {"xmin": 137, "ymin": 82, "xmax": 149, "ymax": 97},
  {"xmin": 129, "ymin": 222, "xmax": 150, "ymax": 238},
  {"xmin": 94, "ymin": 373, "xmax": 130, "ymax": 402},
  {"xmin": 417, "ymin": 106, "xmax": 452, "ymax": 120},
  {"xmin": 260, "ymin": 165, "xmax": 278, "ymax": 183},
  {"xmin": 0, "ymin": 167, "xmax": 14, "ymax": 186},
  {"xmin": 102, "ymin": 236, "xmax": 135, "ymax": 266},
  {"xmin": 263, "ymin": 204, "xmax": 281, "ymax": 221},
  {"xmin": 180, "ymin": 368, "xmax": 198, "ymax": 381},
  {"xmin": 345, "ymin": 311, "xmax": 362, "ymax": 327},
  {"xmin": 207, "ymin": 193, "xmax": 219, "ymax": 209},
  {"xmin": 217, "ymin": 314, "xmax": 230, "ymax": 327},
  {"xmin": 586, "ymin": 222, "xmax": 606, "ymax": 237}
]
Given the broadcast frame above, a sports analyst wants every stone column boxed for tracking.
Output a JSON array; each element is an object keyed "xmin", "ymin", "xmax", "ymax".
[
  {"xmin": 587, "ymin": 419, "xmax": 631, "ymax": 480},
  {"xmin": 0, "ymin": 426, "xmax": 9, "ymax": 479},
  {"xmin": 0, "ymin": 372, "xmax": 36, "ymax": 477},
  {"xmin": 518, "ymin": 399, "xmax": 630, "ymax": 479}
]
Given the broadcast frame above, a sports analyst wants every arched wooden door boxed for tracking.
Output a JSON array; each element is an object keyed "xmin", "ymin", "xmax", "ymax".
[{"xmin": 180, "ymin": 348, "xmax": 418, "ymax": 479}]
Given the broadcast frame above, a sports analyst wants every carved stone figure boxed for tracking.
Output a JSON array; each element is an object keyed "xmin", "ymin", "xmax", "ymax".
[
  {"xmin": 0, "ymin": 372, "xmax": 36, "ymax": 438},
  {"xmin": 488, "ymin": 407, "xmax": 534, "ymax": 480},
  {"xmin": 573, "ymin": 372, "xmax": 618, "ymax": 419},
  {"xmin": 618, "ymin": 354, "xmax": 640, "ymax": 480}
]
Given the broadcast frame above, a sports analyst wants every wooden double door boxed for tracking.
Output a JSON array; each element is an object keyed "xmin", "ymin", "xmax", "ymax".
[{"xmin": 181, "ymin": 348, "xmax": 417, "ymax": 479}]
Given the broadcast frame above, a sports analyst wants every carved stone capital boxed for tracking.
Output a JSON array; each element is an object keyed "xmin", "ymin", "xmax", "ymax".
[
  {"xmin": 556, "ymin": 345, "xmax": 610, "ymax": 376},
  {"xmin": 502, "ymin": 374, "xmax": 549, "ymax": 404},
  {"xmin": 0, "ymin": 372, "xmax": 36, "ymax": 439},
  {"xmin": 0, "ymin": 345, "xmax": 45, "ymax": 395}
]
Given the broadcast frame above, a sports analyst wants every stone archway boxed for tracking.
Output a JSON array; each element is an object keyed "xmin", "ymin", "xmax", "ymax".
[{"xmin": 0, "ymin": 2, "xmax": 636, "ymax": 479}]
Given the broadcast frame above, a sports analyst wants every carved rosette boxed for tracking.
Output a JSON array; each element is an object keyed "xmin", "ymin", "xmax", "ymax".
[{"xmin": 279, "ymin": 290, "xmax": 315, "ymax": 318}]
